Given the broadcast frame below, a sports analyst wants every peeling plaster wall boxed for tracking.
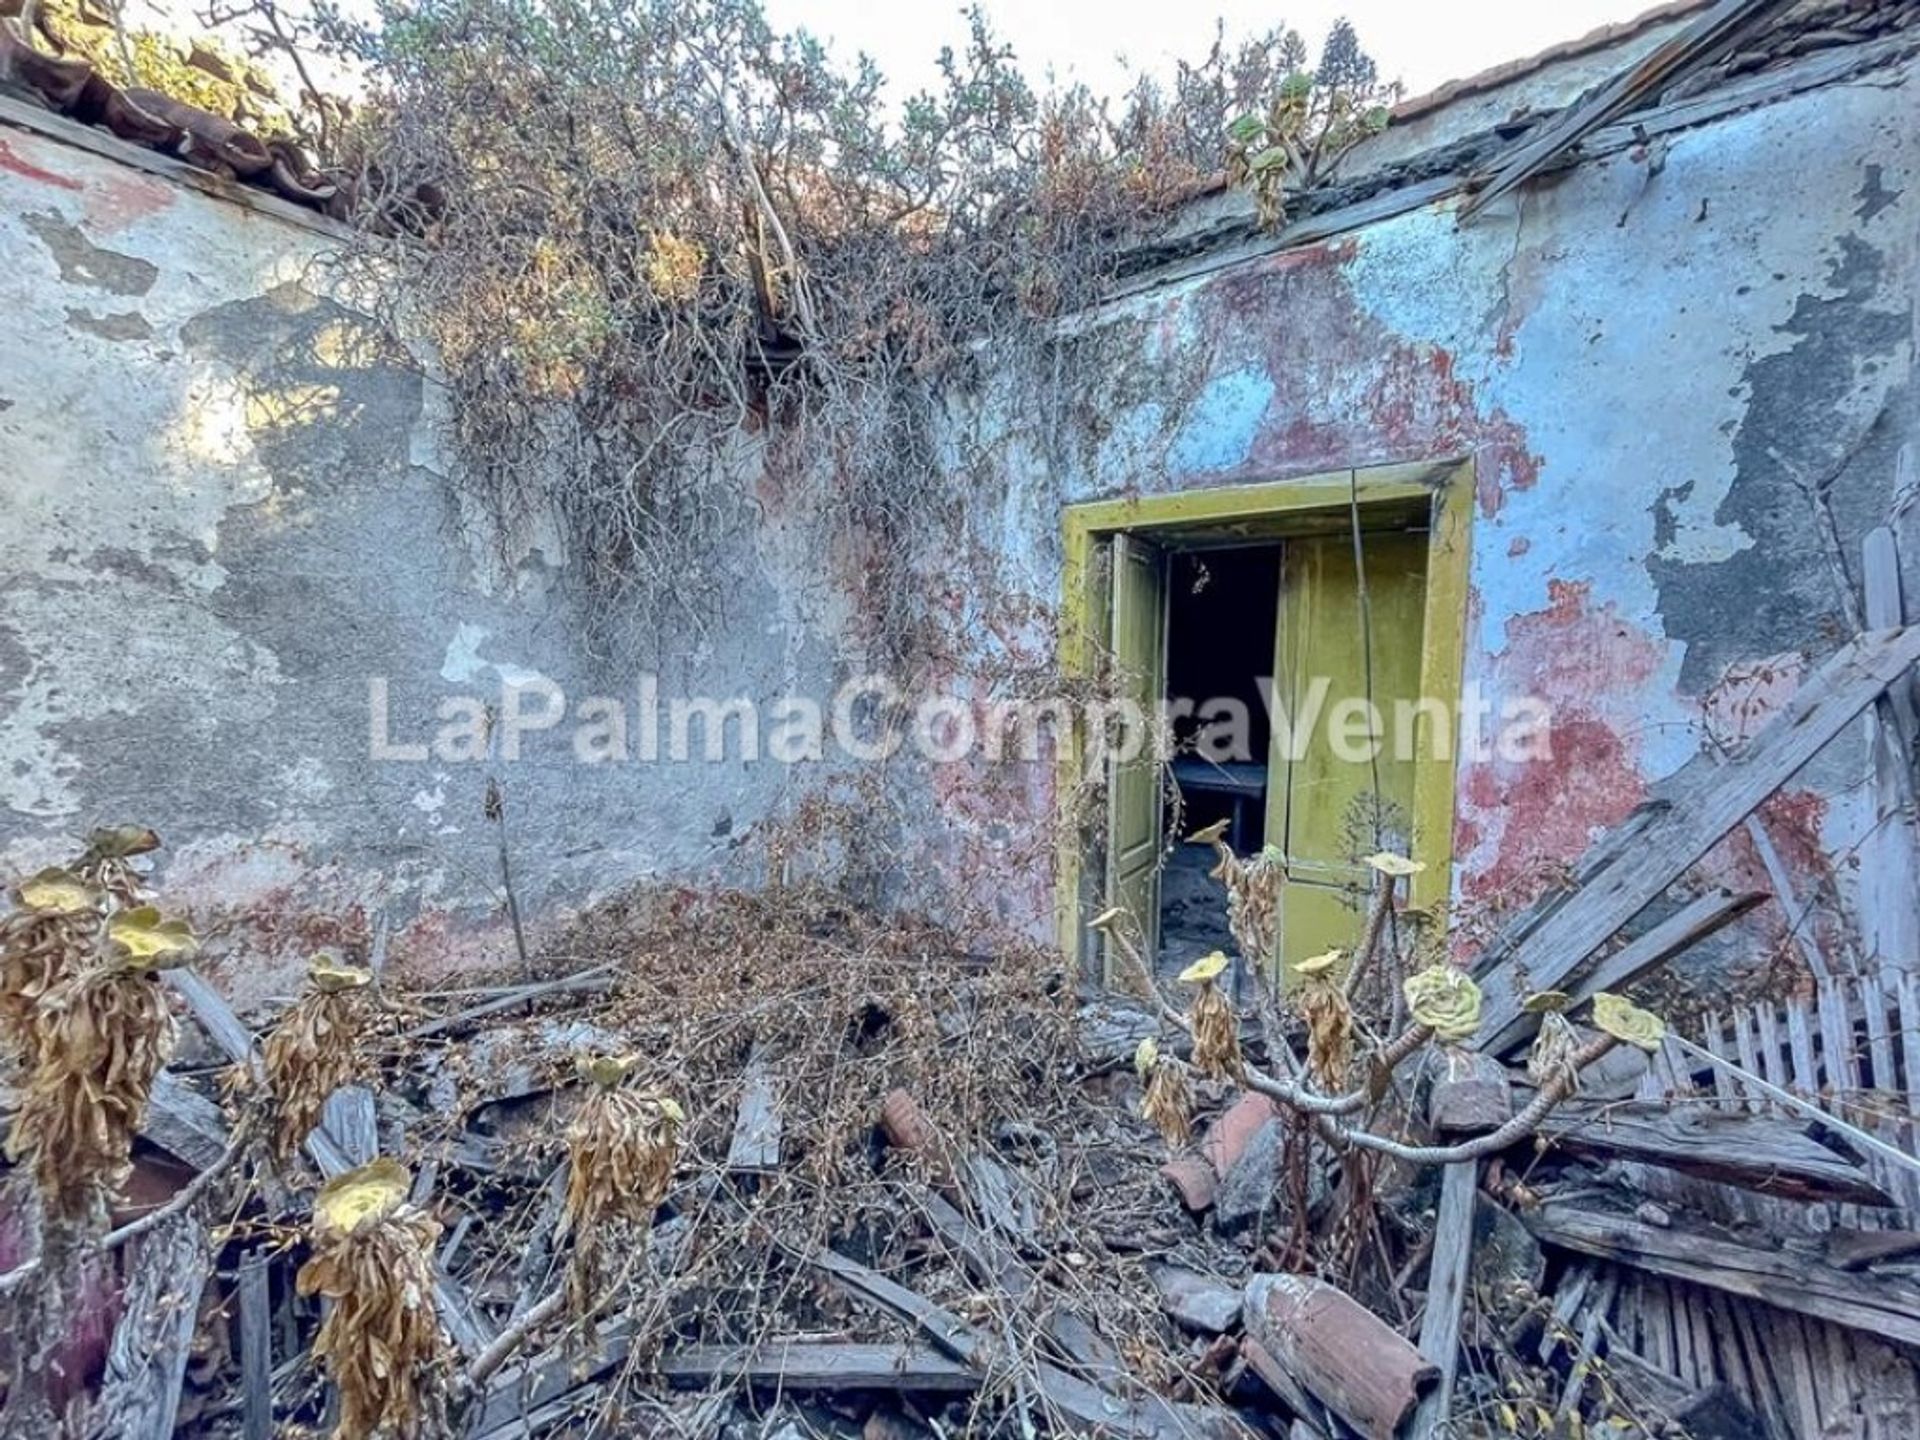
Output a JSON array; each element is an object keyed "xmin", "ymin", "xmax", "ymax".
[
  {"xmin": 910, "ymin": 53, "xmax": 1918, "ymax": 968},
  {"xmin": 1, "ymin": 49, "xmax": 1914, "ymax": 1000},
  {"xmin": 0, "ymin": 124, "xmax": 832, "ymax": 1008}
]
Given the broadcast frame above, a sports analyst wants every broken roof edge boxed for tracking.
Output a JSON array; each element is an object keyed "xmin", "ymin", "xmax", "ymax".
[
  {"xmin": 0, "ymin": 86, "xmax": 354, "ymax": 241},
  {"xmin": 1094, "ymin": 26, "xmax": 1918, "ymax": 314},
  {"xmin": 1390, "ymin": 0, "xmax": 1718, "ymax": 124}
]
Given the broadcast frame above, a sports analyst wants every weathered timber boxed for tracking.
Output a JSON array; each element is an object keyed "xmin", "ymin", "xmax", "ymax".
[
  {"xmin": 1536, "ymin": 1098, "xmax": 1895, "ymax": 1205},
  {"xmin": 163, "ymin": 971, "xmax": 496, "ymax": 1354},
  {"xmin": 320, "ymin": 1086, "xmax": 378, "ymax": 1167},
  {"xmin": 237, "ymin": 1253, "xmax": 272, "ymax": 1440},
  {"xmin": 86, "ymin": 1212, "xmax": 207, "ymax": 1440},
  {"xmin": 1520, "ymin": 1202, "xmax": 1920, "ymax": 1347},
  {"xmin": 1146, "ymin": 1261, "xmax": 1242, "ymax": 1334},
  {"xmin": 1426, "ymin": 1051, "xmax": 1513, "ymax": 1134},
  {"xmin": 1862, "ymin": 523, "xmax": 1920, "ymax": 973},
  {"xmin": 1408, "ymin": 1161, "xmax": 1478, "ymax": 1438},
  {"xmin": 724, "ymin": 1051, "xmax": 782, "ymax": 1173},
  {"xmin": 1242, "ymin": 1273, "xmax": 1437, "ymax": 1440},
  {"xmin": 1597, "ymin": 1336, "xmax": 1765, "ymax": 1440},
  {"xmin": 143, "ymin": 1070, "xmax": 231, "ymax": 1170},
  {"xmin": 1477, "ymin": 628, "xmax": 1920, "ymax": 1051},
  {"xmin": 1827, "ymin": 1229, "xmax": 1920, "ymax": 1271},
  {"xmin": 1459, "ymin": 0, "xmax": 1802, "ymax": 218},
  {"xmin": 657, "ymin": 1342, "xmax": 977, "ymax": 1392},
  {"xmin": 1485, "ymin": 889, "xmax": 1764, "ymax": 1056},
  {"xmin": 814, "ymin": 1245, "xmax": 1251, "ymax": 1439}
]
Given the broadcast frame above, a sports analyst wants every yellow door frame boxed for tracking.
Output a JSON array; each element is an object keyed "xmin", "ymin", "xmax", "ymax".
[{"xmin": 1055, "ymin": 459, "xmax": 1474, "ymax": 974}]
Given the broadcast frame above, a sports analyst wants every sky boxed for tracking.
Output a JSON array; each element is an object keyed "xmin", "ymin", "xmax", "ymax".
[{"xmin": 757, "ymin": 0, "xmax": 1663, "ymax": 103}]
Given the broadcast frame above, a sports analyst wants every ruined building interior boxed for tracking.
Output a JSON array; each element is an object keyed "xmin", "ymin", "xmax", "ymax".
[{"xmin": 1, "ymin": 0, "xmax": 1919, "ymax": 1436}]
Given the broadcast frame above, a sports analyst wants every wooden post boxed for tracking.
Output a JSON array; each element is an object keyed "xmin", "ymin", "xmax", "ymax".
[
  {"xmin": 1862, "ymin": 525, "xmax": 1919, "ymax": 974},
  {"xmin": 238, "ymin": 1254, "xmax": 273, "ymax": 1440},
  {"xmin": 1408, "ymin": 1162, "xmax": 1477, "ymax": 1437}
]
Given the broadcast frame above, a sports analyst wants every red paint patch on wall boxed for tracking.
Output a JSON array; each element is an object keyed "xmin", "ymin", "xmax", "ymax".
[
  {"xmin": 1202, "ymin": 245, "xmax": 1542, "ymax": 517},
  {"xmin": 86, "ymin": 172, "xmax": 176, "ymax": 233},
  {"xmin": 1455, "ymin": 580, "xmax": 1666, "ymax": 909},
  {"xmin": 0, "ymin": 136, "xmax": 83, "ymax": 191}
]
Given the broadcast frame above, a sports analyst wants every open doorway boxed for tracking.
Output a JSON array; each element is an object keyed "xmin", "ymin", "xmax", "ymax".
[
  {"xmin": 1063, "ymin": 462, "xmax": 1472, "ymax": 986},
  {"xmin": 1160, "ymin": 545, "xmax": 1280, "ymax": 975}
]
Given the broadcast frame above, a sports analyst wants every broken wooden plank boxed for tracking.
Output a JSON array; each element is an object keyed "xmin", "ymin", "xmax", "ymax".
[
  {"xmin": 163, "ymin": 969, "xmax": 496, "ymax": 1354},
  {"xmin": 1521, "ymin": 1201, "xmax": 1920, "ymax": 1347},
  {"xmin": 814, "ymin": 1245, "xmax": 1250, "ymax": 1439},
  {"xmin": 321, "ymin": 1086, "xmax": 378, "ymax": 1167},
  {"xmin": 1243, "ymin": 1273, "xmax": 1437, "ymax": 1440},
  {"xmin": 238, "ymin": 1253, "xmax": 272, "ymax": 1440},
  {"xmin": 657, "ymin": 1342, "xmax": 977, "ymax": 1392},
  {"xmin": 1459, "ymin": 0, "xmax": 1801, "ymax": 218},
  {"xmin": 142, "ymin": 1070, "xmax": 231, "ymax": 1171},
  {"xmin": 86, "ymin": 1212, "xmax": 208, "ymax": 1440},
  {"xmin": 724, "ymin": 1052, "xmax": 782, "ymax": 1173},
  {"xmin": 1827, "ymin": 1229, "xmax": 1920, "ymax": 1272},
  {"xmin": 1477, "ymin": 628, "xmax": 1920, "ymax": 1050},
  {"xmin": 1408, "ymin": 1160, "xmax": 1478, "ymax": 1438},
  {"xmin": 1489, "ymin": 890, "xmax": 1765, "ymax": 1055},
  {"xmin": 1535, "ymin": 1098, "xmax": 1895, "ymax": 1205}
]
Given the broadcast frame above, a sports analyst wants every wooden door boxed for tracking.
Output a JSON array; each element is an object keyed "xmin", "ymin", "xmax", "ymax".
[
  {"xmin": 1106, "ymin": 533, "xmax": 1169, "ymax": 967},
  {"xmin": 1264, "ymin": 530, "xmax": 1429, "ymax": 977}
]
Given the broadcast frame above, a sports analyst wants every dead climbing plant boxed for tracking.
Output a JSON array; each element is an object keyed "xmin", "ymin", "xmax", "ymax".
[
  {"xmin": 298, "ymin": 1157, "xmax": 449, "ymax": 1440},
  {"xmin": 557, "ymin": 1053, "xmax": 684, "ymax": 1321},
  {"xmin": 325, "ymin": 0, "xmax": 1387, "ymax": 665},
  {"xmin": 264, "ymin": 954, "xmax": 376, "ymax": 1160},
  {"xmin": 7, "ymin": 905, "xmax": 197, "ymax": 1222}
]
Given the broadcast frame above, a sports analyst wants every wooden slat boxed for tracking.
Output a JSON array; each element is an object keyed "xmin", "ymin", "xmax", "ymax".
[
  {"xmin": 1702, "ymin": 1012, "xmax": 1738, "ymax": 1109},
  {"xmin": 238, "ymin": 1254, "xmax": 273, "ymax": 1440},
  {"xmin": 1475, "ymin": 628, "xmax": 1920, "ymax": 1049},
  {"xmin": 1758, "ymin": 1004, "xmax": 1787, "ymax": 1093},
  {"xmin": 1734, "ymin": 1008, "xmax": 1765, "ymax": 1115},
  {"xmin": 1522, "ymin": 1203, "xmax": 1920, "ymax": 1347},
  {"xmin": 1863, "ymin": 976, "xmax": 1897, "ymax": 1095},
  {"xmin": 1536, "ymin": 1098, "xmax": 1893, "ymax": 1205},
  {"xmin": 1786, "ymin": 997, "xmax": 1819, "ymax": 1100},
  {"xmin": 1775, "ymin": 1312, "xmax": 1824, "ymax": 1439},
  {"xmin": 656, "ymin": 1342, "xmax": 978, "ymax": 1392}
]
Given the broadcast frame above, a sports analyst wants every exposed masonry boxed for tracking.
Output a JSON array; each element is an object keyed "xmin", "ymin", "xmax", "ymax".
[{"xmin": 0, "ymin": 37, "xmax": 1914, "ymax": 1005}]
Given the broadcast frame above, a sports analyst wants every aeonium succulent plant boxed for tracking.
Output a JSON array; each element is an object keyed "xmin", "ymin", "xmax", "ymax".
[
  {"xmin": 264, "ymin": 953, "xmax": 376, "ymax": 1160},
  {"xmin": 299, "ymin": 1158, "xmax": 449, "ymax": 1440},
  {"xmin": 1179, "ymin": 950, "xmax": 1244, "ymax": 1083}
]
